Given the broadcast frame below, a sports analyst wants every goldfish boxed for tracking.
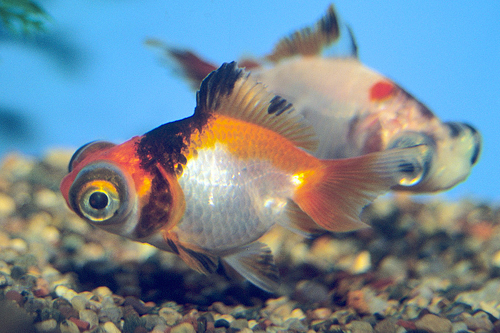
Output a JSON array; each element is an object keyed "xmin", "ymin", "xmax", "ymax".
[
  {"xmin": 146, "ymin": 4, "xmax": 481, "ymax": 193},
  {"xmin": 60, "ymin": 62, "xmax": 426, "ymax": 291}
]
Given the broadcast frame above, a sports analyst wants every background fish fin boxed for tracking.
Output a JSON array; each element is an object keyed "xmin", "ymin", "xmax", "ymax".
[
  {"xmin": 196, "ymin": 62, "xmax": 318, "ymax": 152},
  {"xmin": 145, "ymin": 38, "xmax": 217, "ymax": 90},
  {"xmin": 294, "ymin": 145, "xmax": 430, "ymax": 232},
  {"xmin": 345, "ymin": 25, "xmax": 359, "ymax": 58},
  {"xmin": 283, "ymin": 200, "xmax": 325, "ymax": 237},
  {"xmin": 222, "ymin": 242, "xmax": 280, "ymax": 292},
  {"xmin": 265, "ymin": 4, "xmax": 340, "ymax": 63}
]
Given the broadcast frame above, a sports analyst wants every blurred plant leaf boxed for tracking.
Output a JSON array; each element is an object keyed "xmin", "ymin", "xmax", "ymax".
[{"xmin": 0, "ymin": 0, "xmax": 50, "ymax": 34}]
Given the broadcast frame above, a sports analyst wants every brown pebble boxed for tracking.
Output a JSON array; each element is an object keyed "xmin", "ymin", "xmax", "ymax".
[
  {"xmin": 58, "ymin": 304, "xmax": 79, "ymax": 319},
  {"xmin": 5, "ymin": 290, "xmax": 23, "ymax": 306},
  {"xmin": 415, "ymin": 314, "xmax": 452, "ymax": 333},
  {"xmin": 463, "ymin": 311, "xmax": 494, "ymax": 331},
  {"xmin": 33, "ymin": 278, "xmax": 50, "ymax": 297},
  {"xmin": 69, "ymin": 317, "xmax": 90, "ymax": 332},
  {"xmin": 347, "ymin": 290, "xmax": 370, "ymax": 314},
  {"xmin": 124, "ymin": 296, "xmax": 151, "ymax": 315},
  {"xmin": 396, "ymin": 319, "xmax": 417, "ymax": 330},
  {"xmin": 374, "ymin": 318, "xmax": 398, "ymax": 333}
]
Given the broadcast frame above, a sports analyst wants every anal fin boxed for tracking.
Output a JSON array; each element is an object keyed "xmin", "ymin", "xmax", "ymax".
[
  {"xmin": 284, "ymin": 200, "xmax": 325, "ymax": 237},
  {"xmin": 223, "ymin": 242, "xmax": 280, "ymax": 293}
]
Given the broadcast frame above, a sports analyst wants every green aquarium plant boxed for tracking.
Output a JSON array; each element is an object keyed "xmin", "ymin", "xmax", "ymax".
[{"xmin": 0, "ymin": 0, "xmax": 49, "ymax": 34}]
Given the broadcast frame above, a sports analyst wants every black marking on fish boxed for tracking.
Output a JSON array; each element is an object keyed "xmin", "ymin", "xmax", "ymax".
[
  {"xmin": 444, "ymin": 122, "xmax": 463, "ymax": 138},
  {"xmin": 137, "ymin": 62, "xmax": 243, "ymax": 173},
  {"xmin": 69, "ymin": 141, "xmax": 116, "ymax": 172},
  {"xmin": 268, "ymin": 96, "xmax": 293, "ymax": 115},
  {"xmin": 463, "ymin": 123, "xmax": 478, "ymax": 135},
  {"xmin": 470, "ymin": 142, "xmax": 481, "ymax": 166},
  {"xmin": 137, "ymin": 118, "xmax": 193, "ymax": 173},
  {"xmin": 135, "ymin": 167, "xmax": 173, "ymax": 238},
  {"xmin": 181, "ymin": 246, "xmax": 218, "ymax": 274},
  {"xmin": 197, "ymin": 62, "xmax": 243, "ymax": 112},
  {"xmin": 167, "ymin": 238, "xmax": 179, "ymax": 255}
]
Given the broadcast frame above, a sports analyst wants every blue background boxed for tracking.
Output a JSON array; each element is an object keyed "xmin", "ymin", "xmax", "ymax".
[{"xmin": 0, "ymin": 1, "xmax": 498, "ymax": 201}]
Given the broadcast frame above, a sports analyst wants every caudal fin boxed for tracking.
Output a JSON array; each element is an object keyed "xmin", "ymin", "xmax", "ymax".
[{"xmin": 293, "ymin": 145, "xmax": 430, "ymax": 232}]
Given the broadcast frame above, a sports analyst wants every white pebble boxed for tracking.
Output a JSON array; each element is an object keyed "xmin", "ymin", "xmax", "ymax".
[
  {"xmin": 80, "ymin": 309, "xmax": 99, "ymax": 329},
  {"xmin": 60, "ymin": 319, "xmax": 80, "ymax": 333},
  {"xmin": 102, "ymin": 321, "xmax": 121, "ymax": 333},
  {"xmin": 0, "ymin": 193, "xmax": 15, "ymax": 217}
]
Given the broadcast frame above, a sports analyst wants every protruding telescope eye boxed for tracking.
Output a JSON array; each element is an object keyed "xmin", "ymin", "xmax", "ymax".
[
  {"xmin": 68, "ymin": 162, "xmax": 132, "ymax": 223},
  {"xmin": 69, "ymin": 141, "xmax": 116, "ymax": 172},
  {"xmin": 77, "ymin": 180, "xmax": 120, "ymax": 221},
  {"xmin": 444, "ymin": 122, "xmax": 482, "ymax": 166},
  {"xmin": 388, "ymin": 132, "xmax": 435, "ymax": 187}
]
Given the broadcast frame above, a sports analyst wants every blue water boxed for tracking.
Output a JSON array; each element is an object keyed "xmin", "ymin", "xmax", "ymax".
[{"xmin": 0, "ymin": 1, "xmax": 498, "ymax": 201}]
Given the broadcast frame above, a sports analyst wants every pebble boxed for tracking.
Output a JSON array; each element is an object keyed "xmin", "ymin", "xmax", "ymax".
[
  {"xmin": 34, "ymin": 188, "xmax": 58, "ymax": 209},
  {"xmin": 70, "ymin": 295, "xmax": 87, "ymax": 311},
  {"xmin": 102, "ymin": 321, "xmax": 122, "ymax": 333},
  {"xmin": 170, "ymin": 322, "xmax": 196, "ymax": 333},
  {"xmin": 0, "ymin": 192, "xmax": 15, "ymax": 216},
  {"xmin": 415, "ymin": 314, "xmax": 453, "ymax": 333},
  {"xmin": 158, "ymin": 307, "xmax": 182, "ymax": 326},
  {"xmin": 79, "ymin": 309, "xmax": 99, "ymax": 330},
  {"xmin": 60, "ymin": 319, "xmax": 80, "ymax": 333},
  {"xmin": 35, "ymin": 319, "xmax": 58, "ymax": 332},
  {"xmin": 374, "ymin": 318, "xmax": 398, "ymax": 333},
  {"xmin": 123, "ymin": 296, "xmax": 151, "ymax": 315},
  {"xmin": 346, "ymin": 320, "xmax": 374, "ymax": 333},
  {"xmin": 461, "ymin": 311, "xmax": 494, "ymax": 331},
  {"xmin": 230, "ymin": 318, "xmax": 249, "ymax": 330},
  {"xmin": 350, "ymin": 251, "xmax": 372, "ymax": 274},
  {"xmin": 99, "ymin": 306, "xmax": 123, "ymax": 324},
  {"xmin": 93, "ymin": 286, "xmax": 113, "ymax": 299}
]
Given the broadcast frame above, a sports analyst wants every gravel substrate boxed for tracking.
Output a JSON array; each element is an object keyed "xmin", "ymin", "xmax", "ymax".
[{"xmin": 0, "ymin": 150, "xmax": 499, "ymax": 333}]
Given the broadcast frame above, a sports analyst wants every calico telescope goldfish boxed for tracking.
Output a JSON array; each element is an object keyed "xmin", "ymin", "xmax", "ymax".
[
  {"xmin": 60, "ymin": 62, "xmax": 426, "ymax": 291},
  {"xmin": 147, "ymin": 4, "xmax": 481, "ymax": 193}
]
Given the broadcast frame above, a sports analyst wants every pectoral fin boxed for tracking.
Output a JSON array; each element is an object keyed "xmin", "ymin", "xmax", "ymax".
[{"xmin": 164, "ymin": 236, "xmax": 218, "ymax": 275}]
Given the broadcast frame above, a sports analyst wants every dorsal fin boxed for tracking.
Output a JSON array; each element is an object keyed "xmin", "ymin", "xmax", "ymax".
[
  {"xmin": 196, "ymin": 62, "xmax": 318, "ymax": 152},
  {"xmin": 265, "ymin": 4, "xmax": 340, "ymax": 63}
]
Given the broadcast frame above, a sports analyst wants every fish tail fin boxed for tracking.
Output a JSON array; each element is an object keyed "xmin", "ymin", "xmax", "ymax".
[
  {"xmin": 293, "ymin": 145, "xmax": 430, "ymax": 232},
  {"xmin": 145, "ymin": 38, "xmax": 217, "ymax": 89},
  {"xmin": 223, "ymin": 242, "xmax": 279, "ymax": 293}
]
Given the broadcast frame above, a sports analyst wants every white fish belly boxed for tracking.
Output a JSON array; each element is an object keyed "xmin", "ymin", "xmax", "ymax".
[{"xmin": 176, "ymin": 143, "xmax": 294, "ymax": 253}]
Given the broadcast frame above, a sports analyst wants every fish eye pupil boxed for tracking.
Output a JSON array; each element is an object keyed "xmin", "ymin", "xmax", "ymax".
[{"xmin": 89, "ymin": 191, "xmax": 108, "ymax": 210}]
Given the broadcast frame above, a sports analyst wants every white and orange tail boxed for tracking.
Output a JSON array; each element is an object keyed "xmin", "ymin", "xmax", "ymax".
[{"xmin": 293, "ymin": 145, "xmax": 429, "ymax": 232}]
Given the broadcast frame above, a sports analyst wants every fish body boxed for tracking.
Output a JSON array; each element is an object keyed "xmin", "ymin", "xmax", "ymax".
[
  {"xmin": 149, "ymin": 4, "xmax": 481, "ymax": 192},
  {"xmin": 61, "ymin": 62, "xmax": 426, "ymax": 291}
]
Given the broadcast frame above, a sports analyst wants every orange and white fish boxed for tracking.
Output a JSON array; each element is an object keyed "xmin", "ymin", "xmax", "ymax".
[
  {"xmin": 60, "ymin": 62, "xmax": 426, "ymax": 291},
  {"xmin": 147, "ymin": 4, "xmax": 481, "ymax": 193}
]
